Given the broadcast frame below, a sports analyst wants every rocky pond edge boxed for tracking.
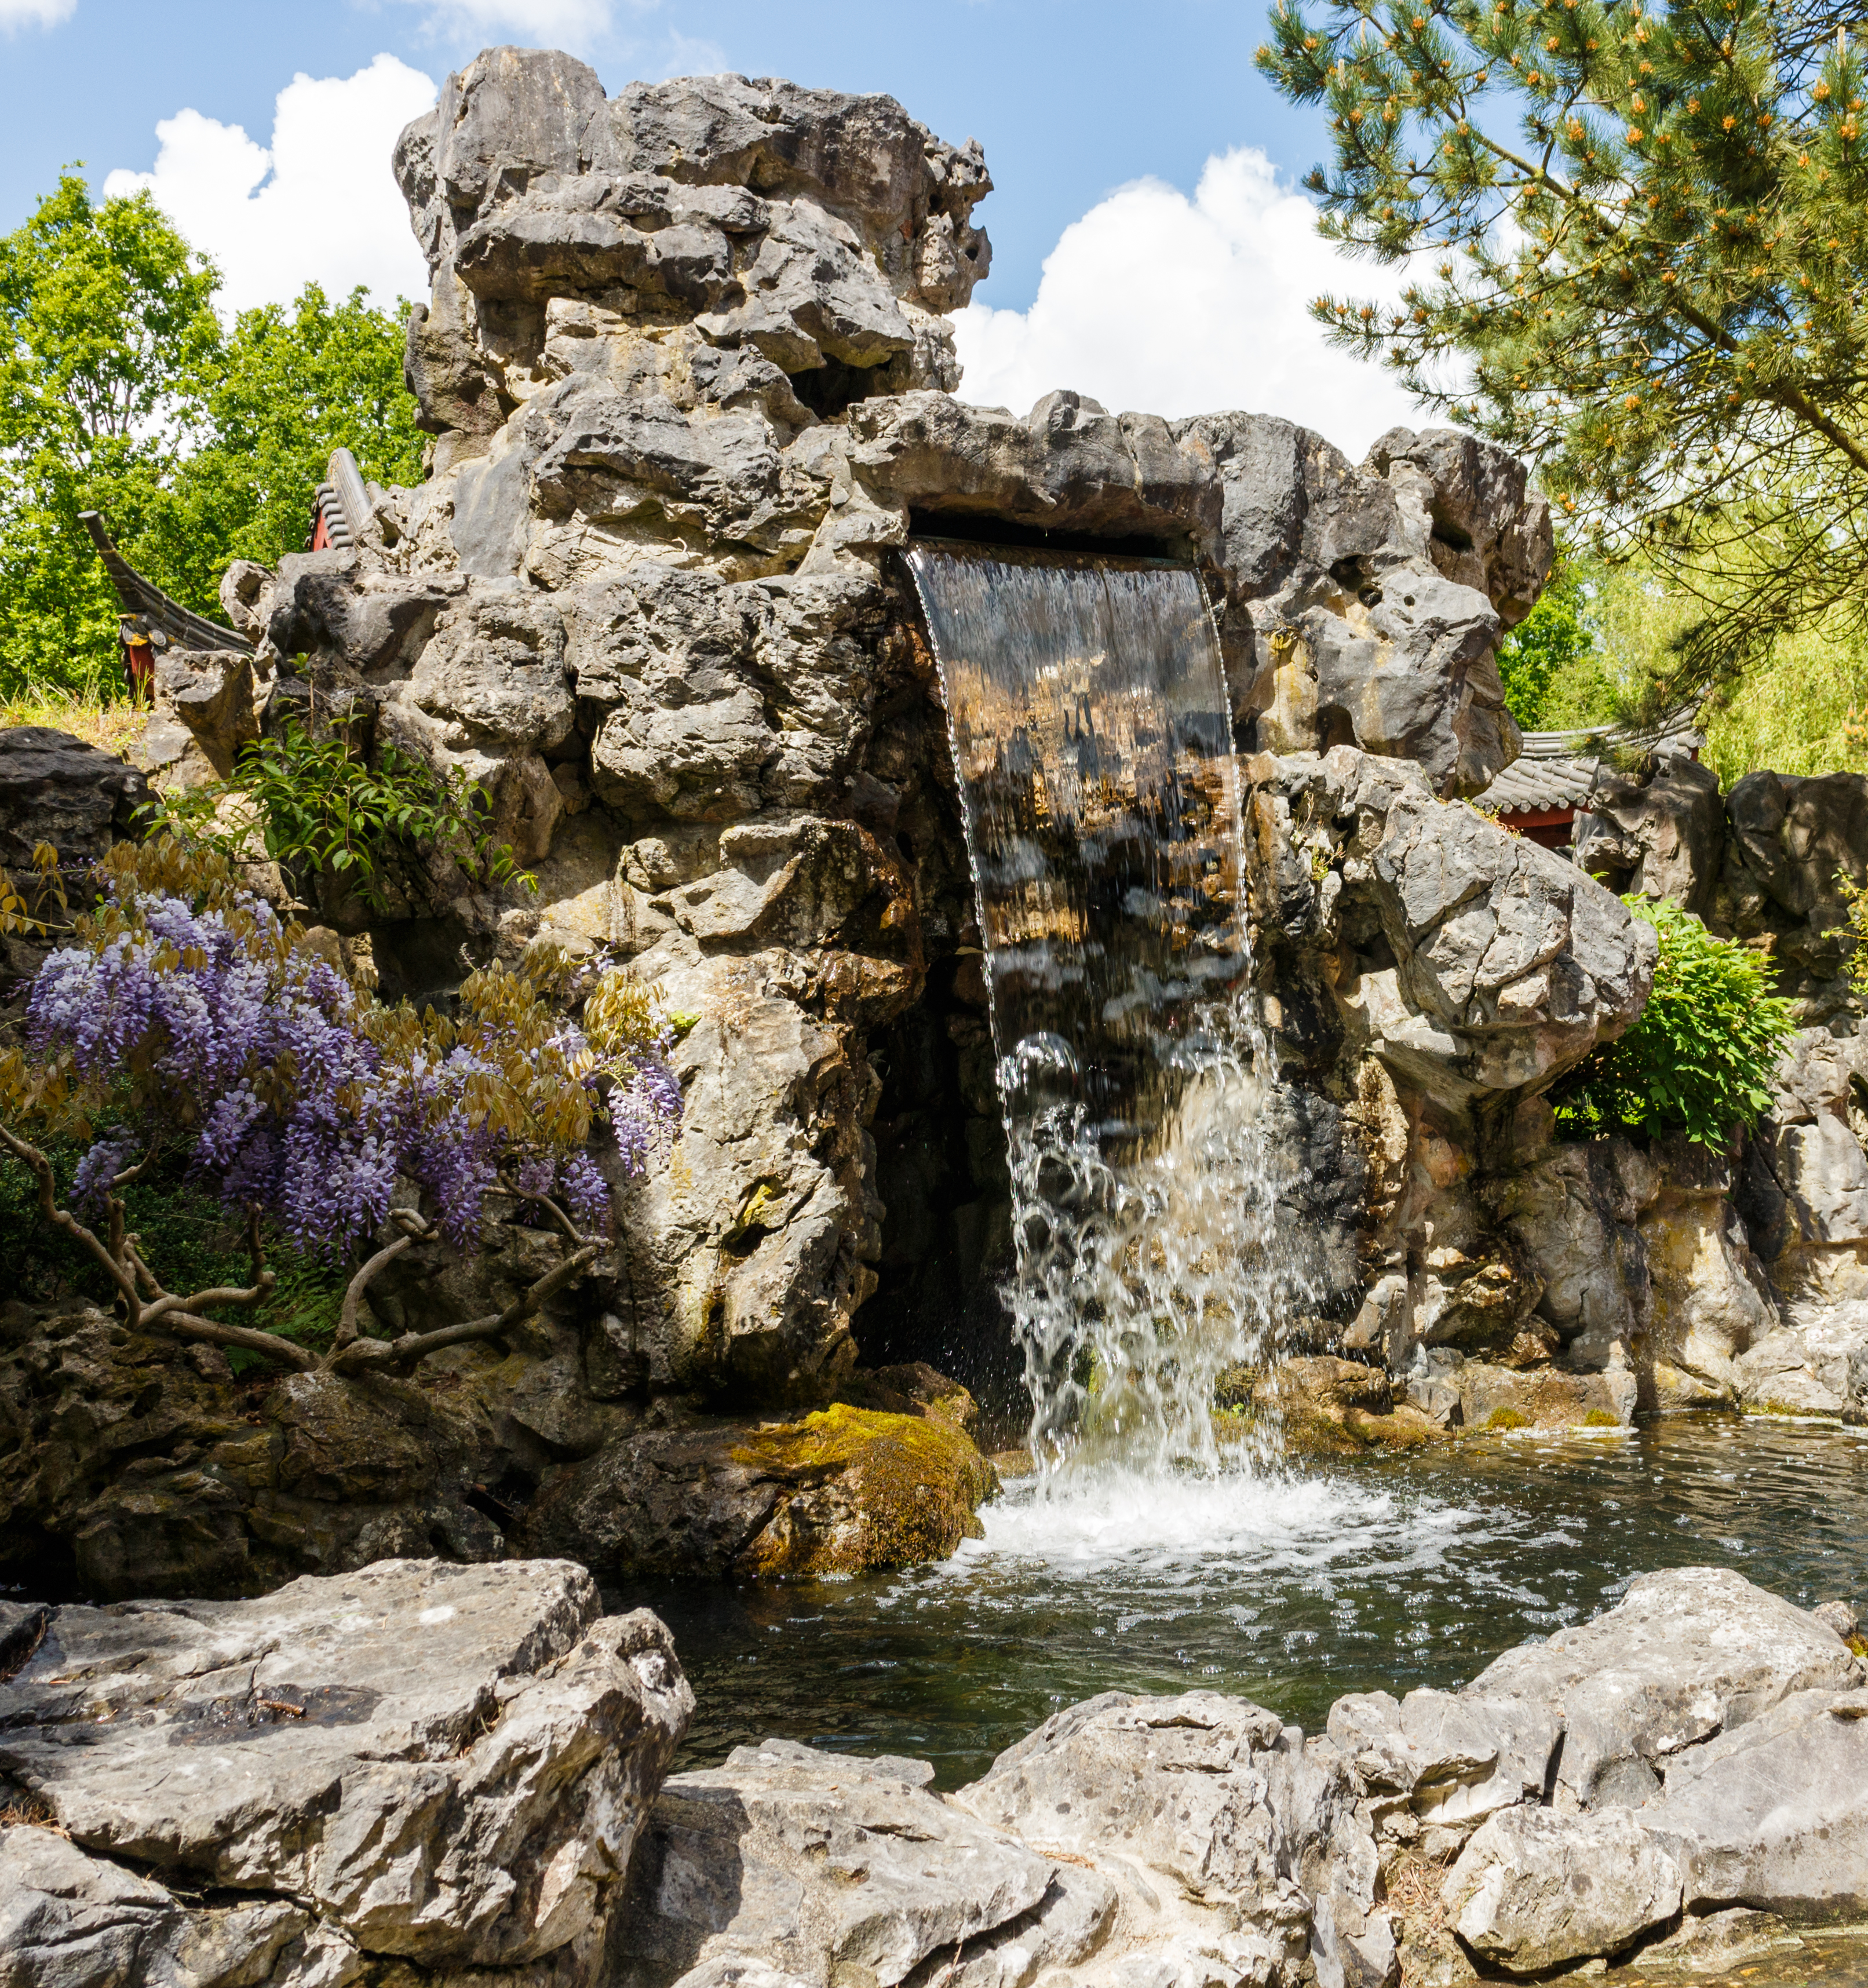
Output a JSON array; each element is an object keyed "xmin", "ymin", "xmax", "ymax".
[{"xmin": 2, "ymin": 1557, "xmax": 1866, "ymax": 1988}]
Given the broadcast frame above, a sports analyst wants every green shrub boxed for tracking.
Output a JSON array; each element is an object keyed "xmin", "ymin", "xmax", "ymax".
[
  {"xmin": 149, "ymin": 721, "xmax": 533, "ymax": 913},
  {"xmin": 1553, "ymin": 899, "xmax": 1796, "ymax": 1148}
]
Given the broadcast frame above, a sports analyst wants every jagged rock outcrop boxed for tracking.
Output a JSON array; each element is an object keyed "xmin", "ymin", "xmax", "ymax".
[
  {"xmin": 0, "ymin": 1560, "xmax": 694, "ymax": 1988},
  {"xmin": 1239, "ymin": 745, "xmax": 1655, "ymax": 1407},
  {"xmin": 148, "ymin": 42, "xmax": 1554, "ymax": 1460}
]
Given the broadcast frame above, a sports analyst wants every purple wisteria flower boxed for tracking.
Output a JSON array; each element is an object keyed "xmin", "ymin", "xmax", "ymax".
[{"xmin": 20, "ymin": 866, "xmax": 684, "ymax": 1261}]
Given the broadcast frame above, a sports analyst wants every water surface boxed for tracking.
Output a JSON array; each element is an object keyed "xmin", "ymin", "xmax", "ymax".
[{"xmin": 619, "ymin": 1416, "xmax": 1868, "ymax": 1790}]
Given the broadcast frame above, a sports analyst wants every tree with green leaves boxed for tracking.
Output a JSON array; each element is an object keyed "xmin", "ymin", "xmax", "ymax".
[
  {"xmin": 169, "ymin": 284, "xmax": 426, "ymax": 608},
  {"xmin": 1257, "ymin": 0, "xmax": 1868, "ymax": 698},
  {"xmin": 1, "ymin": 172, "xmax": 422, "ymax": 701},
  {"xmin": 0, "ymin": 172, "xmax": 219, "ymax": 694},
  {"xmin": 1494, "ymin": 551, "xmax": 1597, "ymax": 725}
]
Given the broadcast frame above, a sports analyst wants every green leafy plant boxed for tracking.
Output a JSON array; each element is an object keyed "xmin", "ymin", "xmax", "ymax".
[
  {"xmin": 148, "ymin": 721, "xmax": 534, "ymax": 913},
  {"xmin": 1836, "ymin": 867, "xmax": 1868, "ymax": 992},
  {"xmin": 1495, "ymin": 557, "xmax": 1597, "ymax": 731},
  {"xmin": 1554, "ymin": 897, "xmax": 1796, "ymax": 1145}
]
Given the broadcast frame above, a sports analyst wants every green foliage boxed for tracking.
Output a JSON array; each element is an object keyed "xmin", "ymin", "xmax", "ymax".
[
  {"xmin": 1256, "ymin": 0, "xmax": 1868, "ymax": 688},
  {"xmin": 0, "ymin": 1132, "xmax": 344, "ymax": 1337},
  {"xmin": 0, "ymin": 172, "xmax": 220, "ymax": 697},
  {"xmin": 1496, "ymin": 559, "xmax": 1596, "ymax": 729},
  {"xmin": 1837, "ymin": 867, "xmax": 1868, "ymax": 993},
  {"xmin": 1554, "ymin": 897, "xmax": 1796, "ymax": 1144},
  {"xmin": 166, "ymin": 284, "xmax": 425, "ymax": 605},
  {"xmin": 1700, "ymin": 617, "xmax": 1868, "ymax": 780},
  {"xmin": 0, "ymin": 173, "xmax": 421, "ymax": 701},
  {"xmin": 149, "ymin": 723, "xmax": 534, "ymax": 913}
]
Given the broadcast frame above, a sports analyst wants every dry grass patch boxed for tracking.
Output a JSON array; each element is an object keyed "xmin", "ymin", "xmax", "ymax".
[
  {"xmin": 0, "ymin": 686, "xmax": 144, "ymax": 761},
  {"xmin": 1384, "ymin": 1845, "xmax": 1457, "ymax": 1937}
]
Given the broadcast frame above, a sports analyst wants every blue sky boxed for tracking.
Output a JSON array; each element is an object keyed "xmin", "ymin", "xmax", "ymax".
[{"xmin": 0, "ymin": 0, "xmax": 1431, "ymax": 451}]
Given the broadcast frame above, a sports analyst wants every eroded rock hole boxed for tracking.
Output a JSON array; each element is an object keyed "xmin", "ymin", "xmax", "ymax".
[{"xmin": 904, "ymin": 509, "xmax": 1196, "ymax": 562}]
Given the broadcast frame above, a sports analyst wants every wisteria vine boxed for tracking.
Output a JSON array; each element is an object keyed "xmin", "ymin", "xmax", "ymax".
[{"xmin": 2, "ymin": 839, "xmax": 684, "ymax": 1265}]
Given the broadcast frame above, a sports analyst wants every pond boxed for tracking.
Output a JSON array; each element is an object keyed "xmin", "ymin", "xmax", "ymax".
[{"xmin": 619, "ymin": 1414, "xmax": 1868, "ymax": 1792}]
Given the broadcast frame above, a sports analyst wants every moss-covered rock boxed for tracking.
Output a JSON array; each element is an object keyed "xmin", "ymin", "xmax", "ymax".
[
  {"xmin": 1254, "ymin": 1355, "xmax": 1447, "ymax": 1454},
  {"xmin": 732, "ymin": 1403, "xmax": 998, "ymax": 1577}
]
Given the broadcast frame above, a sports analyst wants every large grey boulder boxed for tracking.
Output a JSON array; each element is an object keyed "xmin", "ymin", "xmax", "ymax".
[
  {"xmin": 0, "ymin": 727, "xmax": 148, "ymax": 873},
  {"xmin": 1326, "ymin": 1686, "xmax": 1559, "ymax": 1843},
  {"xmin": 1573, "ymin": 751, "xmax": 1725, "ymax": 921},
  {"xmin": 1641, "ymin": 1686, "xmax": 1868, "ymax": 1918},
  {"xmin": 618, "ymin": 1738, "xmax": 1075, "ymax": 1988},
  {"xmin": 0, "ymin": 1825, "xmax": 361, "ymax": 1988},
  {"xmin": 1464, "ymin": 1565, "xmax": 1862, "ymax": 1808},
  {"xmin": 953, "ymin": 1691, "xmax": 1393, "ymax": 1988},
  {"xmin": 0, "ymin": 1559, "xmax": 692, "ymax": 1981},
  {"xmin": 1440, "ymin": 1806, "xmax": 1681, "ymax": 1975},
  {"xmin": 1719, "ymin": 768, "xmax": 1868, "ymax": 1015},
  {"xmin": 1256, "ymin": 747, "xmax": 1653, "ymax": 1111}
]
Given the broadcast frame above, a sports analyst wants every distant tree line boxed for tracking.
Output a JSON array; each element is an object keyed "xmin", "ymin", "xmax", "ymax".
[{"xmin": 0, "ymin": 172, "xmax": 424, "ymax": 701}]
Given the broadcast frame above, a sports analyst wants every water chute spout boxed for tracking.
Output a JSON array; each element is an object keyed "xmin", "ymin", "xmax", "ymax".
[{"xmin": 904, "ymin": 538, "xmax": 1310, "ymax": 1480}]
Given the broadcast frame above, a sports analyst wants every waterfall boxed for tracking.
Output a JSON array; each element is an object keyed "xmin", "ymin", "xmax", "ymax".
[{"xmin": 905, "ymin": 539, "xmax": 1304, "ymax": 1479}]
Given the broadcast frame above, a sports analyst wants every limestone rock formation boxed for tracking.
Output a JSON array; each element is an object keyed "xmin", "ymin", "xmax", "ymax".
[
  {"xmin": 516, "ymin": 1399, "xmax": 997, "ymax": 1578},
  {"xmin": 1239, "ymin": 744, "xmax": 1654, "ymax": 1401},
  {"xmin": 0, "ymin": 1298, "xmax": 995, "ymax": 1602},
  {"xmin": 1460, "ymin": 1565, "xmax": 1858, "ymax": 1810},
  {"xmin": 620, "ymin": 1739, "xmax": 1069, "ymax": 1988},
  {"xmin": 0, "ymin": 727, "xmax": 148, "ymax": 873},
  {"xmin": 108, "ymin": 40, "xmax": 1552, "ymax": 1482},
  {"xmin": 0, "ymin": 1824, "xmax": 361, "ymax": 1988},
  {"xmin": 953, "ymin": 1690, "xmax": 1392, "ymax": 1988},
  {"xmin": 0, "ymin": 1559, "xmax": 693, "ymax": 1986},
  {"xmin": 5, "ymin": 1552, "xmax": 1863, "ymax": 1987},
  {"xmin": 1442, "ymin": 1806, "xmax": 1683, "ymax": 1975}
]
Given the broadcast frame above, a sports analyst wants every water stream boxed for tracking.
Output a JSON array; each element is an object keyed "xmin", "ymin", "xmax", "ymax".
[
  {"xmin": 903, "ymin": 539, "xmax": 1303, "ymax": 1472},
  {"xmin": 625, "ymin": 1417, "xmax": 1868, "ymax": 1791}
]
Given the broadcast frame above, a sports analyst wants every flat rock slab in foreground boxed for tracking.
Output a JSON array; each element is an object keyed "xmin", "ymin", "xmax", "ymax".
[{"xmin": 0, "ymin": 1558, "xmax": 692, "ymax": 1987}]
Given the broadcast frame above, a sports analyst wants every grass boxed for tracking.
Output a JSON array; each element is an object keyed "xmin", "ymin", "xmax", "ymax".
[{"xmin": 0, "ymin": 680, "xmax": 144, "ymax": 760}]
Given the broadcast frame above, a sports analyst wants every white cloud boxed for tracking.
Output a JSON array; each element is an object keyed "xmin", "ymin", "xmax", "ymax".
[
  {"xmin": 953, "ymin": 149, "xmax": 1431, "ymax": 462},
  {"xmin": 656, "ymin": 30, "xmax": 728, "ymax": 78},
  {"xmin": 391, "ymin": 0, "xmax": 617, "ymax": 50},
  {"xmin": 0, "ymin": 0, "xmax": 75, "ymax": 29},
  {"xmin": 103, "ymin": 54, "xmax": 436, "ymax": 319}
]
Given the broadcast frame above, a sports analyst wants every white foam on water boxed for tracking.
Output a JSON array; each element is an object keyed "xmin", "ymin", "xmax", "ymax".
[{"xmin": 953, "ymin": 1464, "xmax": 1488, "ymax": 1587}]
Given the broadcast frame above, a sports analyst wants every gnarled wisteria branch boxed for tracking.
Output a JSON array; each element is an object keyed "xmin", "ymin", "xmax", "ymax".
[
  {"xmin": 327, "ymin": 1239, "xmax": 603, "ymax": 1375},
  {"xmin": 1, "ymin": 840, "xmax": 680, "ymax": 1377}
]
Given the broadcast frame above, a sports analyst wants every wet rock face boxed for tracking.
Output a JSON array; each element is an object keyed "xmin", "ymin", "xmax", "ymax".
[{"xmin": 0, "ymin": 1559, "xmax": 694, "ymax": 1987}]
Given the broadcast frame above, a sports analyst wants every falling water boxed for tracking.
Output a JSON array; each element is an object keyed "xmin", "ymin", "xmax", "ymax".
[{"xmin": 905, "ymin": 539, "xmax": 1307, "ymax": 1479}]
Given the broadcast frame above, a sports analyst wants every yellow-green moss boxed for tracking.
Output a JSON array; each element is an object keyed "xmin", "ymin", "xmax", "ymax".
[
  {"xmin": 1486, "ymin": 1406, "xmax": 1531, "ymax": 1432},
  {"xmin": 731, "ymin": 1405, "xmax": 998, "ymax": 1578},
  {"xmin": 1582, "ymin": 1409, "xmax": 1621, "ymax": 1428}
]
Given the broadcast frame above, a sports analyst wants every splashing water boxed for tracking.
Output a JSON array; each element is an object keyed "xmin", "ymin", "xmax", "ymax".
[{"xmin": 905, "ymin": 540, "xmax": 1311, "ymax": 1479}]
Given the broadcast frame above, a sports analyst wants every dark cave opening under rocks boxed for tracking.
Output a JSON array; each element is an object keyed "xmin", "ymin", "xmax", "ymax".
[{"xmin": 859, "ymin": 949, "xmax": 1025, "ymax": 1447}]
